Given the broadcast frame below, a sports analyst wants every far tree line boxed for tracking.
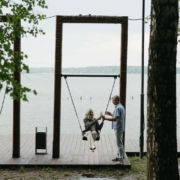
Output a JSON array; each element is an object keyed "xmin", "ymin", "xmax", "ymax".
[{"xmin": 28, "ymin": 66, "xmax": 180, "ymax": 74}]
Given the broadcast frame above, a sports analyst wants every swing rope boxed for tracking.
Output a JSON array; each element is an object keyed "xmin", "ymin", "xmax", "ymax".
[
  {"xmin": 64, "ymin": 76, "xmax": 117, "ymax": 132},
  {"xmin": 64, "ymin": 76, "xmax": 83, "ymax": 132},
  {"xmin": 103, "ymin": 76, "xmax": 117, "ymax": 116},
  {"xmin": 0, "ymin": 84, "xmax": 7, "ymax": 115}
]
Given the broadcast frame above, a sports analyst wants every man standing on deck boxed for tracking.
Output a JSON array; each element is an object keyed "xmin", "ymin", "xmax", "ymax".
[{"xmin": 102, "ymin": 95, "xmax": 125, "ymax": 165}]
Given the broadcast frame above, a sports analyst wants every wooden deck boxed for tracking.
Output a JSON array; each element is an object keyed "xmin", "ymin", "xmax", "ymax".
[
  {"xmin": 0, "ymin": 134, "xmax": 132, "ymax": 167},
  {"xmin": 3, "ymin": 133, "xmax": 180, "ymax": 166},
  {"xmin": 2, "ymin": 133, "xmax": 180, "ymax": 167}
]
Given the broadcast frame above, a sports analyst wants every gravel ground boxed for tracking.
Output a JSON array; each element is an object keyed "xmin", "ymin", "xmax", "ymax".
[{"xmin": 0, "ymin": 157, "xmax": 147, "ymax": 180}]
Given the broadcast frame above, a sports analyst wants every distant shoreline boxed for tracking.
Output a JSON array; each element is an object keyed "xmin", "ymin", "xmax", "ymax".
[{"xmin": 27, "ymin": 66, "xmax": 180, "ymax": 74}]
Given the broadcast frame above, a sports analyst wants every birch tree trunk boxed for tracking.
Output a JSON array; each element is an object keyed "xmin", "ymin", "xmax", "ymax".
[{"xmin": 147, "ymin": 0, "xmax": 179, "ymax": 179}]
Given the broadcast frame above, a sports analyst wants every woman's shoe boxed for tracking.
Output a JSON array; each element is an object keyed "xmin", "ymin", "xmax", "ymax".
[{"xmin": 90, "ymin": 146, "xmax": 96, "ymax": 150}]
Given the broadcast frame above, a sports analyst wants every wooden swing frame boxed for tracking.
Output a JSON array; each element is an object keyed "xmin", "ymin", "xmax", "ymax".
[{"xmin": 53, "ymin": 15, "xmax": 128, "ymax": 158}]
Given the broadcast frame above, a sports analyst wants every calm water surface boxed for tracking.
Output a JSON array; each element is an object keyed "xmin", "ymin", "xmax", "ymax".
[{"xmin": 0, "ymin": 73, "xmax": 180, "ymax": 140}]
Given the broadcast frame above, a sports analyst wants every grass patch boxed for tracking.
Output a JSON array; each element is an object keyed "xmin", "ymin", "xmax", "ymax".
[
  {"xmin": 129, "ymin": 156, "xmax": 147, "ymax": 174},
  {"xmin": 43, "ymin": 167, "xmax": 53, "ymax": 172},
  {"xmin": 136, "ymin": 175, "xmax": 146, "ymax": 180},
  {"xmin": 19, "ymin": 166, "xmax": 24, "ymax": 172},
  {"xmin": 50, "ymin": 174, "xmax": 58, "ymax": 179},
  {"xmin": 63, "ymin": 172, "xmax": 69, "ymax": 177},
  {"xmin": 115, "ymin": 169, "xmax": 123, "ymax": 176},
  {"xmin": 3, "ymin": 175, "xmax": 16, "ymax": 179},
  {"xmin": 131, "ymin": 163, "xmax": 142, "ymax": 172}
]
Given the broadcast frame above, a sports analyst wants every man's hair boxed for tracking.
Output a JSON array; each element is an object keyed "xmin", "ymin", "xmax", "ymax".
[{"xmin": 112, "ymin": 95, "xmax": 120, "ymax": 101}]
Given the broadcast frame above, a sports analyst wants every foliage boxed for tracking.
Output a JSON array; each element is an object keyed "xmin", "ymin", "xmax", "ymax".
[
  {"xmin": 129, "ymin": 156, "xmax": 147, "ymax": 173},
  {"xmin": 146, "ymin": 0, "xmax": 180, "ymax": 42},
  {"xmin": 19, "ymin": 165, "xmax": 24, "ymax": 172},
  {"xmin": 145, "ymin": 15, "xmax": 151, "ymax": 24},
  {"xmin": 0, "ymin": 0, "xmax": 47, "ymax": 101}
]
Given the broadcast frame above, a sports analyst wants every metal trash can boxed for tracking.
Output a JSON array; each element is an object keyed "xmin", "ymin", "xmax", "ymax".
[{"xmin": 35, "ymin": 127, "xmax": 47, "ymax": 154}]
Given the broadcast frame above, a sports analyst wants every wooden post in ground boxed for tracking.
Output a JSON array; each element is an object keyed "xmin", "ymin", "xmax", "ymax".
[
  {"xmin": 52, "ymin": 16, "xmax": 62, "ymax": 158},
  {"xmin": 120, "ymin": 17, "xmax": 128, "ymax": 148},
  {"xmin": 13, "ymin": 19, "xmax": 21, "ymax": 158},
  {"xmin": 51, "ymin": 15, "xmax": 128, "ymax": 158}
]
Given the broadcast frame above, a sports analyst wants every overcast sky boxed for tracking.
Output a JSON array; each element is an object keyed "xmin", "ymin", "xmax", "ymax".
[{"xmin": 5, "ymin": 0, "xmax": 180, "ymax": 67}]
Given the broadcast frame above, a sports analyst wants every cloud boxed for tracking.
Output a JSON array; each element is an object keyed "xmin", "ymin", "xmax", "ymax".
[
  {"xmin": 128, "ymin": 33, "xmax": 149, "ymax": 66},
  {"xmin": 62, "ymin": 31, "xmax": 150, "ymax": 67},
  {"xmin": 62, "ymin": 31, "xmax": 121, "ymax": 67},
  {"xmin": 20, "ymin": 24, "xmax": 150, "ymax": 68},
  {"xmin": 21, "ymin": 31, "xmax": 55, "ymax": 67}
]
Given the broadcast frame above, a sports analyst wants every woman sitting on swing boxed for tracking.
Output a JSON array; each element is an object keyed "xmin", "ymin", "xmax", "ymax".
[{"xmin": 83, "ymin": 109, "xmax": 104, "ymax": 151}]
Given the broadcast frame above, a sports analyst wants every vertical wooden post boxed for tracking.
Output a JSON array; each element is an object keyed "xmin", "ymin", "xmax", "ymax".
[
  {"xmin": 52, "ymin": 16, "xmax": 62, "ymax": 158},
  {"xmin": 13, "ymin": 19, "xmax": 21, "ymax": 158},
  {"xmin": 120, "ymin": 17, "xmax": 128, "ymax": 147}
]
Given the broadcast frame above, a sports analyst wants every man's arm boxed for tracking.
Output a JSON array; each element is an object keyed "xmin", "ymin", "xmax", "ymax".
[
  {"xmin": 105, "ymin": 111, "xmax": 113, "ymax": 117},
  {"xmin": 102, "ymin": 116, "xmax": 118, "ymax": 122}
]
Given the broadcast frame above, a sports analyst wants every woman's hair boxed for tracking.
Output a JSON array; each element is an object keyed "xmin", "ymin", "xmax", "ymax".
[{"xmin": 85, "ymin": 108, "xmax": 94, "ymax": 118}]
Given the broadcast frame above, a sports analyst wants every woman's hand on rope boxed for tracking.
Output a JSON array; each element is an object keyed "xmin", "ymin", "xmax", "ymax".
[
  {"xmin": 96, "ymin": 116, "xmax": 102, "ymax": 120},
  {"xmin": 101, "ymin": 115, "xmax": 106, "ymax": 121},
  {"xmin": 82, "ymin": 130, "xmax": 86, "ymax": 133}
]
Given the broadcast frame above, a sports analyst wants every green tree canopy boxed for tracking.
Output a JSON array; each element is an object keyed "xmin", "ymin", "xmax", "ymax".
[{"xmin": 0, "ymin": 0, "xmax": 47, "ymax": 101}]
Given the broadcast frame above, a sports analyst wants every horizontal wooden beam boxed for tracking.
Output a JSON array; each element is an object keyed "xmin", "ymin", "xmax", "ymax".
[
  {"xmin": 62, "ymin": 74, "xmax": 120, "ymax": 78},
  {"xmin": 56, "ymin": 15, "xmax": 128, "ymax": 24}
]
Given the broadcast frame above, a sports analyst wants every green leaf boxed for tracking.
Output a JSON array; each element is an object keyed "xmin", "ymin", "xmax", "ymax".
[{"xmin": 33, "ymin": 90, "xmax": 37, "ymax": 95}]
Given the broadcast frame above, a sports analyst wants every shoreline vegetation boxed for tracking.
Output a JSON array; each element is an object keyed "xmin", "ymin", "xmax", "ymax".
[{"xmin": 28, "ymin": 66, "xmax": 180, "ymax": 74}]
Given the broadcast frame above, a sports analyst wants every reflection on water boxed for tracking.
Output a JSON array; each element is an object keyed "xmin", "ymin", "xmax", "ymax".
[{"xmin": 0, "ymin": 73, "xmax": 180, "ymax": 140}]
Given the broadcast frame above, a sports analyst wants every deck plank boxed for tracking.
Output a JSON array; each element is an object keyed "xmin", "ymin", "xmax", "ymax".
[
  {"xmin": 0, "ymin": 134, "xmax": 12, "ymax": 163},
  {"xmin": 63, "ymin": 134, "xmax": 74, "ymax": 164}
]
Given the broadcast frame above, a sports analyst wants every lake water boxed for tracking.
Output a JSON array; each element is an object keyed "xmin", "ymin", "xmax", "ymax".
[{"xmin": 0, "ymin": 73, "xmax": 180, "ymax": 140}]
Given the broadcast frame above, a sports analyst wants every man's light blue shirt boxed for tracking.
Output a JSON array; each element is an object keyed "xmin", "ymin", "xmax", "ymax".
[{"xmin": 112, "ymin": 103, "xmax": 125, "ymax": 131}]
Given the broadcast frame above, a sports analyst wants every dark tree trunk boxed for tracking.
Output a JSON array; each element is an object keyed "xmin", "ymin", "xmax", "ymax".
[{"xmin": 147, "ymin": 0, "xmax": 179, "ymax": 179}]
